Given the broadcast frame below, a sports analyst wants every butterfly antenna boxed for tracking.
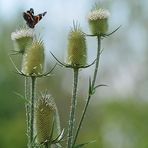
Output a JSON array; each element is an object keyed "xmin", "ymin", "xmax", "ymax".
[{"xmin": 43, "ymin": 12, "xmax": 47, "ymax": 16}]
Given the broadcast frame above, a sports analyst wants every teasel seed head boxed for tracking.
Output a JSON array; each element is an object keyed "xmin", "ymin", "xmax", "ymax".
[
  {"xmin": 35, "ymin": 94, "xmax": 56, "ymax": 144},
  {"xmin": 88, "ymin": 7, "xmax": 110, "ymax": 35},
  {"xmin": 66, "ymin": 22, "xmax": 87, "ymax": 67},
  {"xmin": 21, "ymin": 39, "xmax": 44, "ymax": 76},
  {"xmin": 11, "ymin": 27, "xmax": 34, "ymax": 54}
]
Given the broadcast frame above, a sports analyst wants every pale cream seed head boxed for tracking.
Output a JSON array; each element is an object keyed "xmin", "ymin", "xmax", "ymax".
[
  {"xmin": 66, "ymin": 23, "xmax": 87, "ymax": 67},
  {"xmin": 11, "ymin": 28, "xmax": 34, "ymax": 54},
  {"xmin": 11, "ymin": 28, "xmax": 34, "ymax": 41},
  {"xmin": 21, "ymin": 40, "xmax": 44, "ymax": 76},
  {"xmin": 88, "ymin": 8, "xmax": 110, "ymax": 35},
  {"xmin": 88, "ymin": 8, "xmax": 110, "ymax": 21},
  {"xmin": 35, "ymin": 94, "xmax": 56, "ymax": 144}
]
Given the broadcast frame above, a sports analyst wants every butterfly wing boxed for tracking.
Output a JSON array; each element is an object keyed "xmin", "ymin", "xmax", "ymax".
[
  {"xmin": 33, "ymin": 12, "xmax": 47, "ymax": 26},
  {"xmin": 23, "ymin": 12, "xmax": 35, "ymax": 28}
]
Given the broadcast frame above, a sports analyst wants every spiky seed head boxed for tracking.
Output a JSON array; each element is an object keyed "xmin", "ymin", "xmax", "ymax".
[
  {"xmin": 88, "ymin": 8, "xmax": 110, "ymax": 35},
  {"xmin": 35, "ymin": 94, "xmax": 56, "ymax": 144},
  {"xmin": 66, "ymin": 23, "xmax": 87, "ymax": 67},
  {"xmin": 11, "ymin": 28, "xmax": 34, "ymax": 54},
  {"xmin": 21, "ymin": 39, "xmax": 44, "ymax": 76}
]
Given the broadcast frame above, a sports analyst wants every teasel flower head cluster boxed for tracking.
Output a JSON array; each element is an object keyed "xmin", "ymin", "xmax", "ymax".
[
  {"xmin": 66, "ymin": 22, "xmax": 87, "ymax": 67},
  {"xmin": 88, "ymin": 6, "xmax": 110, "ymax": 35},
  {"xmin": 11, "ymin": 27, "xmax": 34, "ymax": 54},
  {"xmin": 35, "ymin": 93, "xmax": 64, "ymax": 146}
]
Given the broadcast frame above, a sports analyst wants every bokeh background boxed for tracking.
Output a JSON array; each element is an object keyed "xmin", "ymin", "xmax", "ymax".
[{"xmin": 0, "ymin": 0, "xmax": 148, "ymax": 147}]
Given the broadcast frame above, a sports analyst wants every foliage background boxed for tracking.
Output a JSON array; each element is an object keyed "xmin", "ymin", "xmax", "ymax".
[{"xmin": 0, "ymin": 0, "xmax": 148, "ymax": 148}]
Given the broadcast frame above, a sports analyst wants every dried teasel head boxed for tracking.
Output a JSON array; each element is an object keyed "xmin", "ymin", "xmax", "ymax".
[
  {"xmin": 21, "ymin": 39, "xmax": 44, "ymax": 76},
  {"xmin": 66, "ymin": 22, "xmax": 87, "ymax": 67},
  {"xmin": 88, "ymin": 7, "xmax": 110, "ymax": 35},
  {"xmin": 35, "ymin": 94, "xmax": 56, "ymax": 144},
  {"xmin": 11, "ymin": 27, "xmax": 34, "ymax": 54}
]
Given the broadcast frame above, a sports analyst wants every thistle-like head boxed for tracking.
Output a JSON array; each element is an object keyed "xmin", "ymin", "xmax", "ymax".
[
  {"xmin": 11, "ymin": 27, "xmax": 34, "ymax": 54},
  {"xmin": 66, "ymin": 22, "xmax": 87, "ymax": 67},
  {"xmin": 88, "ymin": 7, "xmax": 110, "ymax": 35},
  {"xmin": 35, "ymin": 94, "xmax": 56, "ymax": 144},
  {"xmin": 21, "ymin": 39, "xmax": 44, "ymax": 76}
]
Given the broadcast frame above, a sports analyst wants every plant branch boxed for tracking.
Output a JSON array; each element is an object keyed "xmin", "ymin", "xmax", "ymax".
[
  {"xmin": 25, "ymin": 77, "xmax": 31, "ymax": 147},
  {"xmin": 73, "ymin": 36, "xmax": 101, "ymax": 146},
  {"xmin": 67, "ymin": 68, "xmax": 79, "ymax": 148},
  {"xmin": 30, "ymin": 76, "xmax": 36, "ymax": 146}
]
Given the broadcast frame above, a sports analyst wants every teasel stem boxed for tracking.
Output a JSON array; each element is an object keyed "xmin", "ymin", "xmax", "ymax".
[
  {"xmin": 30, "ymin": 76, "xmax": 36, "ymax": 146},
  {"xmin": 67, "ymin": 68, "xmax": 79, "ymax": 148},
  {"xmin": 92, "ymin": 36, "xmax": 101, "ymax": 87},
  {"xmin": 25, "ymin": 77, "xmax": 31, "ymax": 147},
  {"xmin": 73, "ymin": 36, "xmax": 101, "ymax": 146},
  {"xmin": 25, "ymin": 77, "xmax": 30, "ymax": 100}
]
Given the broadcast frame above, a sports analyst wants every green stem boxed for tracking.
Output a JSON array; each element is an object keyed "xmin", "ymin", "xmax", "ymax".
[
  {"xmin": 30, "ymin": 76, "xmax": 36, "ymax": 146},
  {"xmin": 25, "ymin": 77, "xmax": 31, "ymax": 147},
  {"xmin": 73, "ymin": 36, "xmax": 101, "ymax": 146},
  {"xmin": 67, "ymin": 68, "xmax": 79, "ymax": 148},
  {"xmin": 25, "ymin": 77, "xmax": 31, "ymax": 100},
  {"xmin": 91, "ymin": 36, "xmax": 101, "ymax": 88}
]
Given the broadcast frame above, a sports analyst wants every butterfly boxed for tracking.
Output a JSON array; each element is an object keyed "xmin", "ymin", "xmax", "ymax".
[{"xmin": 23, "ymin": 8, "xmax": 47, "ymax": 28}]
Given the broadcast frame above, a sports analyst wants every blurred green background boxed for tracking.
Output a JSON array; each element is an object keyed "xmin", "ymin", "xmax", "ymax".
[{"xmin": 0, "ymin": 0, "xmax": 148, "ymax": 148}]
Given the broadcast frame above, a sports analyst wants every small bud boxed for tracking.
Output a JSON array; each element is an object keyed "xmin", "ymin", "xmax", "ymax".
[
  {"xmin": 66, "ymin": 23, "xmax": 87, "ymax": 67},
  {"xmin": 21, "ymin": 40, "xmax": 44, "ymax": 76},
  {"xmin": 11, "ymin": 28, "xmax": 34, "ymax": 54},
  {"xmin": 35, "ymin": 94, "xmax": 56, "ymax": 144},
  {"xmin": 88, "ymin": 8, "xmax": 110, "ymax": 35}
]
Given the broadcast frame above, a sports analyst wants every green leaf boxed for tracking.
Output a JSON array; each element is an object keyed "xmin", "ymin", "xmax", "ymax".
[
  {"xmin": 13, "ymin": 91, "xmax": 28, "ymax": 102},
  {"xmin": 94, "ymin": 84, "xmax": 108, "ymax": 90},
  {"xmin": 73, "ymin": 140, "xmax": 96, "ymax": 148},
  {"xmin": 52, "ymin": 129, "xmax": 65, "ymax": 144},
  {"xmin": 91, "ymin": 84, "xmax": 108, "ymax": 95}
]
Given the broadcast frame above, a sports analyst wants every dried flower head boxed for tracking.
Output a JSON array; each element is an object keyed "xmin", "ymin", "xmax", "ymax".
[
  {"xmin": 88, "ymin": 8, "xmax": 110, "ymax": 35},
  {"xmin": 35, "ymin": 94, "xmax": 56, "ymax": 144},
  {"xmin": 66, "ymin": 22, "xmax": 87, "ymax": 67},
  {"xmin": 21, "ymin": 39, "xmax": 44, "ymax": 76},
  {"xmin": 11, "ymin": 28, "xmax": 34, "ymax": 54},
  {"xmin": 88, "ymin": 8, "xmax": 110, "ymax": 20}
]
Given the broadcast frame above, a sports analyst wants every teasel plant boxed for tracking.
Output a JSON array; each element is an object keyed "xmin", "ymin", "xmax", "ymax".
[
  {"xmin": 72, "ymin": 5, "xmax": 121, "ymax": 148},
  {"xmin": 10, "ymin": 27, "xmax": 64, "ymax": 148},
  {"xmin": 50, "ymin": 21, "xmax": 99, "ymax": 148},
  {"xmin": 10, "ymin": 3, "xmax": 120, "ymax": 148},
  {"xmin": 51, "ymin": 5, "xmax": 120, "ymax": 148}
]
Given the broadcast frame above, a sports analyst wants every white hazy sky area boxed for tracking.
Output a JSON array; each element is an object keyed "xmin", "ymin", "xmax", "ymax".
[{"xmin": 0, "ymin": 0, "xmax": 147, "ymax": 101}]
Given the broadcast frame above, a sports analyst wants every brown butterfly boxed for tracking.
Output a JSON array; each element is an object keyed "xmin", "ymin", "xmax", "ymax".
[{"xmin": 23, "ymin": 8, "xmax": 47, "ymax": 28}]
